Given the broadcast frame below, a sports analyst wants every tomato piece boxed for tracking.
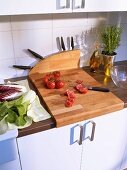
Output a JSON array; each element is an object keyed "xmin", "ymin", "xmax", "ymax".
[
  {"xmin": 46, "ymin": 81, "xmax": 55, "ymax": 89},
  {"xmin": 67, "ymin": 97, "xmax": 75, "ymax": 102},
  {"xmin": 55, "ymin": 80, "xmax": 64, "ymax": 89},
  {"xmin": 75, "ymin": 84, "xmax": 83, "ymax": 90},
  {"xmin": 64, "ymin": 89, "xmax": 75, "ymax": 107},
  {"xmin": 75, "ymin": 84, "xmax": 88, "ymax": 94},
  {"xmin": 65, "ymin": 99, "xmax": 73, "ymax": 107},
  {"xmin": 78, "ymin": 87, "xmax": 88, "ymax": 94}
]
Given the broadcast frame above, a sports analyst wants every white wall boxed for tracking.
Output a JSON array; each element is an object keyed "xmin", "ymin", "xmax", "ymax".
[{"xmin": 0, "ymin": 12, "xmax": 127, "ymax": 79}]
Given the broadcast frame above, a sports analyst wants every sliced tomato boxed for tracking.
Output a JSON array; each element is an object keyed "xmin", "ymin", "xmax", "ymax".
[
  {"xmin": 78, "ymin": 87, "xmax": 88, "ymax": 94},
  {"xmin": 65, "ymin": 89, "xmax": 75, "ymax": 98},
  {"xmin": 65, "ymin": 99, "xmax": 73, "ymax": 107},
  {"xmin": 75, "ymin": 84, "xmax": 88, "ymax": 94},
  {"xmin": 75, "ymin": 84, "xmax": 83, "ymax": 90},
  {"xmin": 64, "ymin": 89, "xmax": 75, "ymax": 107}
]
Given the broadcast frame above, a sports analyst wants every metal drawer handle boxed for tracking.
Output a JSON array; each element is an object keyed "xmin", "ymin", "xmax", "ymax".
[
  {"xmin": 78, "ymin": 125, "xmax": 83, "ymax": 145},
  {"xmin": 70, "ymin": 124, "xmax": 83, "ymax": 145},
  {"xmin": 59, "ymin": 0, "xmax": 70, "ymax": 9},
  {"xmin": 89, "ymin": 120, "xmax": 96, "ymax": 141},
  {"xmin": 73, "ymin": 0, "xmax": 85, "ymax": 9}
]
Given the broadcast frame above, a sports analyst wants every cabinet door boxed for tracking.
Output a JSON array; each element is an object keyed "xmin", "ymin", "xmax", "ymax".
[
  {"xmin": 121, "ymin": 142, "xmax": 127, "ymax": 170},
  {"xmin": 0, "ymin": 0, "xmax": 55, "ymax": 15},
  {"xmin": 72, "ymin": 0, "xmax": 127, "ymax": 12},
  {"xmin": 0, "ymin": 158, "xmax": 21, "ymax": 170},
  {"xmin": 0, "ymin": 139, "xmax": 21, "ymax": 170},
  {"xmin": 85, "ymin": 0, "xmax": 127, "ymax": 12},
  {"xmin": 0, "ymin": 0, "xmax": 72, "ymax": 15},
  {"xmin": 17, "ymin": 123, "xmax": 82, "ymax": 170},
  {"xmin": 81, "ymin": 108, "xmax": 127, "ymax": 170}
]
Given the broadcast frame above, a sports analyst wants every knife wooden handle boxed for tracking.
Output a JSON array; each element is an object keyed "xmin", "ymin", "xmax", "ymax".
[{"xmin": 90, "ymin": 87, "xmax": 110, "ymax": 92}]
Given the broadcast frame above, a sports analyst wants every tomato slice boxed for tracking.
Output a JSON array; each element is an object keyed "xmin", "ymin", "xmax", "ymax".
[
  {"xmin": 75, "ymin": 84, "xmax": 88, "ymax": 94},
  {"xmin": 65, "ymin": 89, "xmax": 75, "ymax": 99},
  {"xmin": 65, "ymin": 99, "xmax": 73, "ymax": 107}
]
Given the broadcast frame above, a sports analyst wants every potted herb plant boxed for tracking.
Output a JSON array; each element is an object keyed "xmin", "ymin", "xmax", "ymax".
[{"xmin": 101, "ymin": 25, "xmax": 122, "ymax": 76}]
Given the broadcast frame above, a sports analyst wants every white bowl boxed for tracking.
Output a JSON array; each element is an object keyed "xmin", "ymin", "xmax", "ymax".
[{"xmin": 110, "ymin": 65, "xmax": 127, "ymax": 89}]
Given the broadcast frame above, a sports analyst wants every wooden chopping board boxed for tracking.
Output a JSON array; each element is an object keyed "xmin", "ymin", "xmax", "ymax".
[{"xmin": 29, "ymin": 50, "xmax": 124, "ymax": 127}]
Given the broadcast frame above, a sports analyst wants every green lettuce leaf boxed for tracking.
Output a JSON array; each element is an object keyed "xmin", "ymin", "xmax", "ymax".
[
  {"xmin": 15, "ymin": 116, "xmax": 26, "ymax": 126},
  {"xmin": 5, "ymin": 109, "xmax": 18, "ymax": 123}
]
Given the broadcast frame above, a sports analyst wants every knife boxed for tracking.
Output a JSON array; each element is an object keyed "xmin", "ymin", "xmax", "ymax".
[
  {"xmin": 86, "ymin": 85, "xmax": 110, "ymax": 92},
  {"xmin": 69, "ymin": 83, "xmax": 110, "ymax": 92},
  {"xmin": 61, "ymin": 37, "xmax": 66, "ymax": 51},
  {"xmin": 71, "ymin": 36, "xmax": 74, "ymax": 50},
  {"xmin": 13, "ymin": 65, "xmax": 32, "ymax": 70},
  {"xmin": 28, "ymin": 49, "xmax": 44, "ymax": 60}
]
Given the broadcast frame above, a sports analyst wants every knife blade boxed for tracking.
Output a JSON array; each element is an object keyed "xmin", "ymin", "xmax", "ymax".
[
  {"xmin": 13, "ymin": 65, "xmax": 32, "ymax": 70},
  {"xmin": 61, "ymin": 37, "xmax": 66, "ymax": 51},
  {"xmin": 28, "ymin": 49, "xmax": 44, "ymax": 60}
]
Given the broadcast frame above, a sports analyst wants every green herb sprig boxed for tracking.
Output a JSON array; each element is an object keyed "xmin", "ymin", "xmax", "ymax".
[{"xmin": 101, "ymin": 26, "xmax": 122, "ymax": 55}]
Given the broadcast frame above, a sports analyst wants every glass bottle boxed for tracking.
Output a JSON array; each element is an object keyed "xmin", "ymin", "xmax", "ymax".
[{"xmin": 90, "ymin": 43, "xmax": 101, "ymax": 72}]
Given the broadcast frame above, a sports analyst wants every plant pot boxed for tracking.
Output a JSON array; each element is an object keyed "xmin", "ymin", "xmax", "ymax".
[{"xmin": 102, "ymin": 52, "xmax": 116, "ymax": 76}]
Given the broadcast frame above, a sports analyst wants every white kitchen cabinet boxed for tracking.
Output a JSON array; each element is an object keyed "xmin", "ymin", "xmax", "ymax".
[
  {"xmin": 85, "ymin": 0, "xmax": 127, "ymax": 12},
  {"xmin": 17, "ymin": 123, "xmax": 82, "ymax": 170},
  {"xmin": 72, "ymin": 0, "xmax": 127, "ymax": 12},
  {"xmin": 0, "ymin": 130, "xmax": 21, "ymax": 170},
  {"xmin": 81, "ymin": 108, "xmax": 127, "ymax": 170},
  {"xmin": 0, "ymin": 0, "xmax": 56, "ymax": 15},
  {"xmin": 121, "ymin": 142, "xmax": 127, "ymax": 169},
  {"xmin": 0, "ymin": 0, "xmax": 72, "ymax": 16},
  {"xmin": 0, "ymin": 158, "xmax": 21, "ymax": 170},
  {"xmin": 0, "ymin": 0, "xmax": 127, "ymax": 16},
  {"xmin": 17, "ymin": 108, "xmax": 127, "ymax": 170}
]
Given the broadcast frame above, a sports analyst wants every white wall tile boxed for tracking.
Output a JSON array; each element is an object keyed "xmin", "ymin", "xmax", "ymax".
[
  {"xmin": 0, "ymin": 32, "xmax": 14, "ymax": 60},
  {"xmin": 0, "ymin": 12, "xmax": 127, "ymax": 78},
  {"xmin": 0, "ymin": 58, "xmax": 16, "ymax": 79},
  {"xmin": 11, "ymin": 14, "xmax": 52, "ymax": 30},
  {"xmin": 116, "ymin": 45, "xmax": 127, "ymax": 61},
  {"xmin": 12, "ymin": 28, "xmax": 52, "ymax": 58},
  {"xmin": 53, "ymin": 13, "xmax": 88, "ymax": 28},
  {"xmin": 105, "ymin": 12, "xmax": 123, "ymax": 26},
  {"xmin": 15, "ymin": 57, "xmax": 38, "ymax": 77},
  {"xmin": 120, "ymin": 23, "xmax": 127, "ymax": 46},
  {"xmin": 0, "ymin": 16, "xmax": 11, "ymax": 31},
  {"xmin": 52, "ymin": 26, "xmax": 90, "ymax": 53},
  {"xmin": 87, "ymin": 12, "xmax": 107, "ymax": 26}
]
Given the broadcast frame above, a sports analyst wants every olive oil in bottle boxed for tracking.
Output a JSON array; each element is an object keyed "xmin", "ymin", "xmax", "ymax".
[{"xmin": 90, "ymin": 43, "xmax": 101, "ymax": 72}]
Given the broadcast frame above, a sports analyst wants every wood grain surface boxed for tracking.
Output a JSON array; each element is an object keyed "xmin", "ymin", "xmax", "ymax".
[
  {"xmin": 29, "ymin": 49, "xmax": 80, "ymax": 75},
  {"xmin": 29, "ymin": 68, "xmax": 124, "ymax": 127}
]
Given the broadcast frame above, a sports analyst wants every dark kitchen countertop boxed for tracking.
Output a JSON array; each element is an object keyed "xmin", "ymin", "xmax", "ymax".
[{"xmin": 7, "ymin": 60, "xmax": 127, "ymax": 137}]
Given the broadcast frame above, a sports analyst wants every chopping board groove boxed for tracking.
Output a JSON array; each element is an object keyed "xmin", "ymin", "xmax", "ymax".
[{"xmin": 29, "ymin": 50, "xmax": 124, "ymax": 127}]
